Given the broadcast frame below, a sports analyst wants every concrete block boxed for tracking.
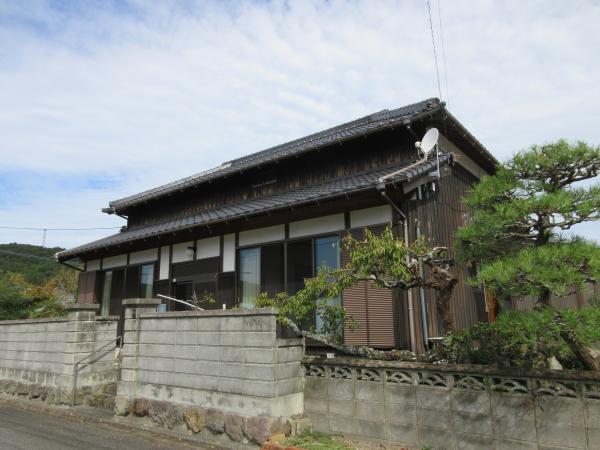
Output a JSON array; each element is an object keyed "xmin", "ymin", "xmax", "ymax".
[
  {"xmin": 245, "ymin": 347, "xmax": 276, "ymax": 364},
  {"xmin": 452, "ymin": 390, "xmax": 490, "ymax": 414},
  {"xmin": 219, "ymin": 332, "xmax": 243, "ymax": 346},
  {"xmin": 455, "ymin": 432, "xmax": 494, "ymax": 450},
  {"xmin": 385, "ymin": 383, "xmax": 416, "ymax": 405},
  {"xmin": 195, "ymin": 346, "xmax": 220, "ymax": 361},
  {"xmin": 587, "ymin": 401, "xmax": 600, "ymax": 428},
  {"xmin": 386, "ymin": 422, "xmax": 418, "ymax": 446},
  {"xmin": 535, "ymin": 396, "xmax": 586, "ymax": 448},
  {"xmin": 276, "ymin": 345, "xmax": 303, "ymax": 363},
  {"xmin": 195, "ymin": 332, "xmax": 219, "ymax": 346},
  {"xmin": 276, "ymin": 377, "xmax": 302, "ymax": 396},
  {"xmin": 244, "ymin": 332, "xmax": 276, "ymax": 347},
  {"xmin": 418, "ymin": 427, "xmax": 455, "ymax": 450},
  {"xmin": 356, "ymin": 418, "xmax": 386, "ymax": 440},
  {"xmin": 494, "ymin": 437, "xmax": 538, "ymax": 450},
  {"xmin": 276, "ymin": 362, "xmax": 301, "ymax": 380},
  {"xmin": 354, "ymin": 380, "xmax": 383, "ymax": 402},
  {"xmin": 175, "ymin": 318, "xmax": 197, "ymax": 331},
  {"xmin": 491, "ymin": 393, "xmax": 537, "ymax": 441},
  {"xmin": 219, "ymin": 347, "xmax": 243, "ymax": 363},
  {"xmin": 417, "ymin": 407, "xmax": 453, "ymax": 430},
  {"xmin": 328, "ymin": 398, "xmax": 354, "ymax": 417},
  {"xmin": 243, "ymin": 315, "xmax": 276, "ymax": 332},
  {"xmin": 328, "ymin": 379, "xmax": 354, "ymax": 400},
  {"xmin": 172, "ymin": 358, "xmax": 196, "ymax": 374},
  {"xmin": 196, "ymin": 318, "xmax": 220, "ymax": 331},
  {"xmin": 453, "ymin": 410, "xmax": 492, "ymax": 435},
  {"xmin": 195, "ymin": 360, "xmax": 220, "ymax": 376},
  {"xmin": 305, "ymin": 396, "xmax": 328, "ymax": 413},
  {"xmin": 354, "ymin": 400, "xmax": 385, "ymax": 421},
  {"xmin": 416, "ymin": 386, "xmax": 451, "ymax": 410},
  {"xmin": 306, "ymin": 412, "xmax": 330, "ymax": 433},
  {"xmin": 587, "ymin": 427, "xmax": 600, "ymax": 450},
  {"xmin": 385, "ymin": 403, "xmax": 417, "ymax": 426},
  {"xmin": 329, "ymin": 415, "xmax": 356, "ymax": 435},
  {"xmin": 220, "ymin": 317, "xmax": 243, "ymax": 331},
  {"xmin": 175, "ymin": 331, "xmax": 201, "ymax": 346}
]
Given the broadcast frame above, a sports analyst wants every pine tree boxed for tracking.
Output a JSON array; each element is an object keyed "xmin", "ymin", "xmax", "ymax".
[{"xmin": 457, "ymin": 139, "xmax": 600, "ymax": 308}]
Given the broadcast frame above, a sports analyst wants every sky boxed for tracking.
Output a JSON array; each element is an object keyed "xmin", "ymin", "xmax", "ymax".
[{"xmin": 0, "ymin": 0, "xmax": 599, "ymax": 250}]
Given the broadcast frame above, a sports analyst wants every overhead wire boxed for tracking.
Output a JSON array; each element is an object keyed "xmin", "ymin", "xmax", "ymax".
[{"xmin": 437, "ymin": 0, "xmax": 450, "ymax": 105}]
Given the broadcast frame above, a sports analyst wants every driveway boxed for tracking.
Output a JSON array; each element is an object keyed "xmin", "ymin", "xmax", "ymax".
[{"xmin": 0, "ymin": 401, "xmax": 210, "ymax": 450}]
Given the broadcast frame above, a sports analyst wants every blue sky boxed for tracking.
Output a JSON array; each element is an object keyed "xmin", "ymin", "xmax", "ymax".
[{"xmin": 0, "ymin": 0, "xmax": 599, "ymax": 249}]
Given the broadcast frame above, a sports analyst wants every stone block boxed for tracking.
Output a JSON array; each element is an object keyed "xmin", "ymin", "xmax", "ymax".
[
  {"xmin": 455, "ymin": 432, "xmax": 494, "ymax": 450},
  {"xmin": 114, "ymin": 396, "xmax": 133, "ymax": 416},
  {"xmin": 535, "ymin": 396, "xmax": 586, "ymax": 448},
  {"xmin": 132, "ymin": 398, "xmax": 150, "ymax": 416},
  {"xmin": 224, "ymin": 413, "xmax": 245, "ymax": 442},
  {"xmin": 244, "ymin": 416, "xmax": 285, "ymax": 445},
  {"xmin": 183, "ymin": 406, "xmax": 206, "ymax": 433},
  {"xmin": 453, "ymin": 410, "xmax": 492, "ymax": 435},
  {"xmin": 417, "ymin": 407, "xmax": 453, "ymax": 430},
  {"xmin": 494, "ymin": 438, "xmax": 538, "ymax": 450},
  {"xmin": 329, "ymin": 398, "xmax": 354, "ymax": 417},
  {"xmin": 385, "ymin": 403, "xmax": 417, "ymax": 426},
  {"xmin": 418, "ymin": 427, "xmax": 455, "ymax": 450},
  {"xmin": 329, "ymin": 415, "xmax": 356, "ymax": 435},
  {"xmin": 207, "ymin": 409, "xmax": 225, "ymax": 433},
  {"xmin": 354, "ymin": 380, "xmax": 383, "ymax": 402},
  {"xmin": 416, "ymin": 386, "xmax": 451, "ymax": 410},
  {"xmin": 491, "ymin": 393, "xmax": 537, "ymax": 441},
  {"xmin": 384, "ymin": 383, "xmax": 416, "ymax": 405},
  {"xmin": 356, "ymin": 418, "xmax": 385, "ymax": 440},
  {"xmin": 328, "ymin": 379, "xmax": 354, "ymax": 400},
  {"xmin": 452, "ymin": 390, "xmax": 490, "ymax": 414},
  {"xmin": 386, "ymin": 422, "xmax": 418, "ymax": 446}
]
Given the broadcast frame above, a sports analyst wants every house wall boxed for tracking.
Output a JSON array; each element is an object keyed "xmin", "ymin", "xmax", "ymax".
[
  {"xmin": 303, "ymin": 356, "xmax": 600, "ymax": 450},
  {"xmin": 0, "ymin": 305, "xmax": 118, "ymax": 406}
]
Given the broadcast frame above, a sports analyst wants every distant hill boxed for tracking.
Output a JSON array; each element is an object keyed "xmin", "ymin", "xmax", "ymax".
[{"xmin": 0, "ymin": 243, "xmax": 64, "ymax": 284}]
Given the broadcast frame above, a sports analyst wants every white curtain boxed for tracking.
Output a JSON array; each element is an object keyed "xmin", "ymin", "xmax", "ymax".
[{"xmin": 240, "ymin": 247, "xmax": 261, "ymax": 308}]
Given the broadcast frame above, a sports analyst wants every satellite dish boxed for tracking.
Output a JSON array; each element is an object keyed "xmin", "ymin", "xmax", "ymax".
[{"xmin": 420, "ymin": 128, "xmax": 439, "ymax": 156}]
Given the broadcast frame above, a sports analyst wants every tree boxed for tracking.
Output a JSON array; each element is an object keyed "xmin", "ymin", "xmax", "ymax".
[
  {"xmin": 256, "ymin": 227, "xmax": 457, "ymax": 360},
  {"xmin": 456, "ymin": 139, "xmax": 600, "ymax": 308}
]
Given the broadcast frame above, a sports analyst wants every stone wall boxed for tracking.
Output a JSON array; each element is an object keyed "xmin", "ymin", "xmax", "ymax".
[
  {"xmin": 114, "ymin": 299, "xmax": 305, "ymax": 446},
  {"xmin": 303, "ymin": 355, "xmax": 600, "ymax": 450},
  {"xmin": 0, "ymin": 304, "xmax": 119, "ymax": 407}
]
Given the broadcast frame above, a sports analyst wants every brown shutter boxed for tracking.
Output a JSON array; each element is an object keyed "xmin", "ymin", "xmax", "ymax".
[
  {"xmin": 76, "ymin": 271, "xmax": 98, "ymax": 304},
  {"xmin": 342, "ymin": 224, "xmax": 396, "ymax": 348}
]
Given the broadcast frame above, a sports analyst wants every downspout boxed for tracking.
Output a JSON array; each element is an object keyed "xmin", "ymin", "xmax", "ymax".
[{"xmin": 376, "ymin": 181, "xmax": 417, "ymax": 354}]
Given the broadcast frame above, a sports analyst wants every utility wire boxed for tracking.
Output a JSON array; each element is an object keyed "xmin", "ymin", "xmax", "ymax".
[
  {"xmin": 427, "ymin": 0, "xmax": 443, "ymax": 101},
  {"xmin": 437, "ymin": 0, "xmax": 450, "ymax": 105}
]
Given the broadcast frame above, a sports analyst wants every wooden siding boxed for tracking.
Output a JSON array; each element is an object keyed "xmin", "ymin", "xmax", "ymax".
[
  {"xmin": 342, "ymin": 225, "xmax": 396, "ymax": 348},
  {"xmin": 126, "ymin": 129, "xmax": 416, "ymax": 229},
  {"xmin": 513, "ymin": 284, "xmax": 600, "ymax": 311},
  {"xmin": 403, "ymin": 163, "xmax": 487, "ymax": 352},
  {"xmin": 76, "ymin": 271, "xmax": 98, "ymax": 304}
]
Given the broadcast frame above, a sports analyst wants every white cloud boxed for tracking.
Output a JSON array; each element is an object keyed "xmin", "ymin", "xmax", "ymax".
[{"xmin": 0, "ymin": 0, "xmax": 598, "ymax": 249}]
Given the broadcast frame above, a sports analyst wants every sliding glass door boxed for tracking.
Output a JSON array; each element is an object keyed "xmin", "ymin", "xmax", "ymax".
[
  {"xmin": 314, "ymin": 236, "xmax": 341, "ymax": 331},
  {"xmin": 239, "ymin": 247, "xmax": 261, "ymax": 308}
]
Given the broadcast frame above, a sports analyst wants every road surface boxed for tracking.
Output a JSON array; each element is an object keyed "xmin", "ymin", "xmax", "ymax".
[{"xmin": 0, "ymin": 402, "xmax": 208, "ymax": 450}]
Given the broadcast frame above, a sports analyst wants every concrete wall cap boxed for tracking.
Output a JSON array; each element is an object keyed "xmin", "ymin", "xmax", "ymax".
[
  {"xmin": 139, "ymin": 307, "xmax": 278, "ymax": 319},
  {"xmin": 122, "ymin": 298, "xmax": 162, "ymax": 306},
  {"xmin": 65, "ymin": 303, "xmax": 100, "ymax": 311},
  {"xmin": 0, "ymin": 317, "xmax": 69, "ymax": 325}
]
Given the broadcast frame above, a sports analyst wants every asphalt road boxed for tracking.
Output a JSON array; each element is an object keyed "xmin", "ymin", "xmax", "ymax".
[{"xmin": 0, "ymin": 403, "xmax": 204, "ymax": 450}]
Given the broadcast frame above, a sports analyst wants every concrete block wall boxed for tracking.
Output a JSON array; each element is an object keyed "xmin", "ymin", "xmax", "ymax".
[
  {"xmin": 303, "ymin": 356, "xmax": 600, "ymax": 450},
  {"xmin": 116, "ymin": 300, "xmax": 304, "ymax": 418},
  {"xmin": 0, "ymin": 304, "xmax": 119, "ymax": 399}
]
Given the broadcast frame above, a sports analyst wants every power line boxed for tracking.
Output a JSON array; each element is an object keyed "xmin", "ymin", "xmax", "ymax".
[
  {"xmin": 427, "ymin": 0, "xmax": 443, "ymax": 101},
  {"xmin": 0, "ymin": 226, "xmax": 121, "ymax": 231},
  {"xmin": 437, "ymin": 0, "xmax": 450, "ymax": 105}
]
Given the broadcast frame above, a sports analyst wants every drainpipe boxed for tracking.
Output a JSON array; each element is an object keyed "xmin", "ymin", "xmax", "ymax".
[{"xmin": 376, "ymin": 182, "xmax": 417, "ymax": 354}]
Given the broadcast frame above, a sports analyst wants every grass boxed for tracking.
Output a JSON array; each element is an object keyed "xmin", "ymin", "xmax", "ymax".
[{"xmin": 285, "ymin": 430, "xmax": 351, "ymax": 450}]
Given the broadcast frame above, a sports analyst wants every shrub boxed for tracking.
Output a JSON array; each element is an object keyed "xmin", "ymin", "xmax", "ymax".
[{"xmin": 436, "ymin": 306, "xmax": 600, "ymax": 370}]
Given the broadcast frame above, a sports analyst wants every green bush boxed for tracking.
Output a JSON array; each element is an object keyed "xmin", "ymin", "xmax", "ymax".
[{"xmin": 436, "ymin": 306, "xmax": 600, "ymax": 370}]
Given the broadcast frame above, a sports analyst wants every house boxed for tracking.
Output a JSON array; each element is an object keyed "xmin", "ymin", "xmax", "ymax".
[{"xmin": 56, "ymin": 98, "xmax": 497, "ymax": 353}]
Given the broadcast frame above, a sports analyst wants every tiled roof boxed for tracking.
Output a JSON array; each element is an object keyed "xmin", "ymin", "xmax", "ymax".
[
  {"xmin": 105, "ymin": 98, "xmax": 444, "ymax": 213},
  {"xmin": 57, "ymin": 153, "xmax": 451, "ymax": 260}
]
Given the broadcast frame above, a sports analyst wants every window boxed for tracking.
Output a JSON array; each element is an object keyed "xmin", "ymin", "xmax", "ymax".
[
  {"xmin": 286, "ymin": 239, "xmax": 312, "ymax": 295},
  {"xmin": 239, "ymin": 247, "xmax": 261, "ymax": 308},
  {"xmin": 314, "ymin": 236, "xmax": 341, "ymax": 331},
  {"xmin": 139, "ymin": 264, "xmax": 154, "ymax": 298},
  {"xmin": 101, "ymin": 271, "xmax": 112, "ymax": 317}
]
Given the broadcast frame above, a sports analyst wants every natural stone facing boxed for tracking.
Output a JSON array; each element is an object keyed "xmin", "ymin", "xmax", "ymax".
[{"xmin": 303, "ymin": 356, "xmax": 600, "ymax": 449}]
